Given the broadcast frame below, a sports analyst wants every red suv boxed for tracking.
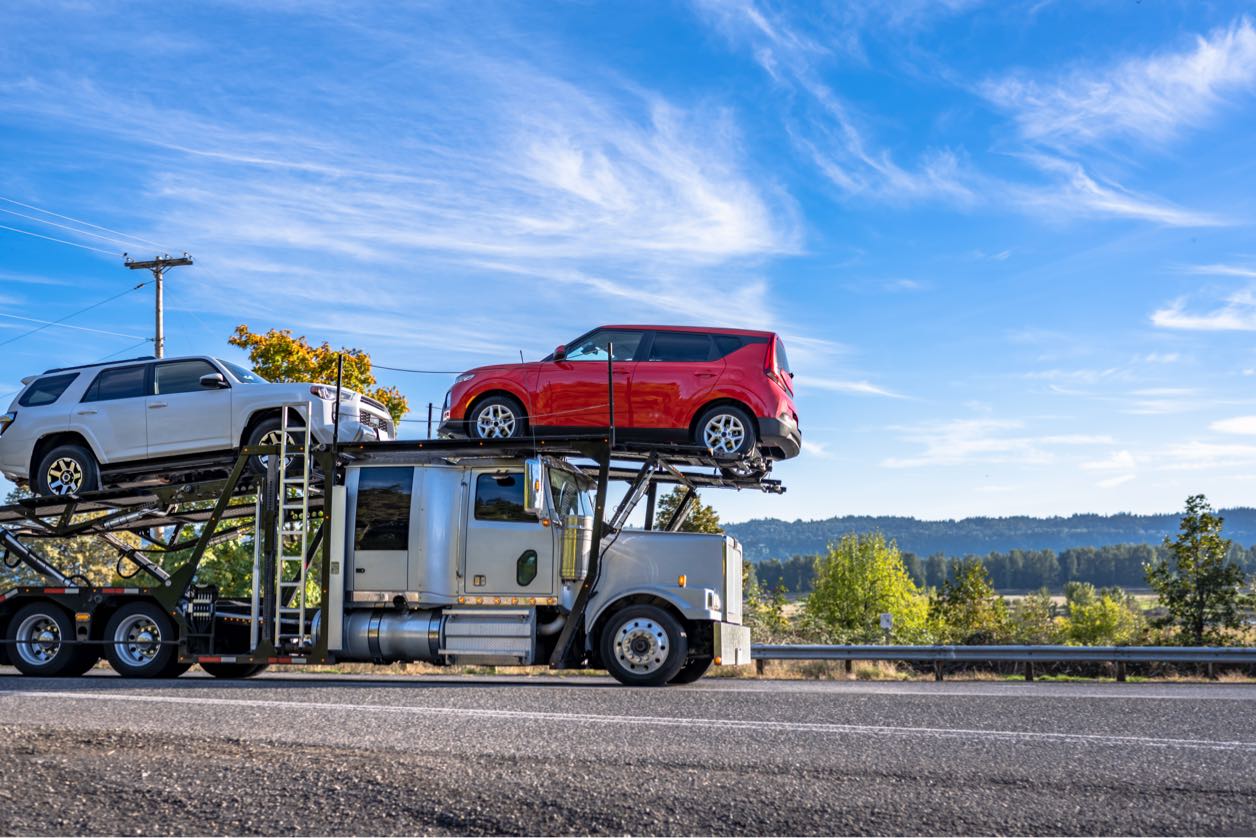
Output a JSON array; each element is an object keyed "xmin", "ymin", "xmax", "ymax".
[{"xmin": 440, "ymin": 326, "xmax": 800, "ymax": 460}]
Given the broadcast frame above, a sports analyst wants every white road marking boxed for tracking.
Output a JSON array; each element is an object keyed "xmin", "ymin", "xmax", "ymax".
[{"xmin": 5, "ymin": 689, "xmax": 1256, "ymax": 753}]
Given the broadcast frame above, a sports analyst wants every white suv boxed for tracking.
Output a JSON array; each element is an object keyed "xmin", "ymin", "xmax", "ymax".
[{"xmin": 0, "ymin": 355, "xmax": 395, "ymax": 495}]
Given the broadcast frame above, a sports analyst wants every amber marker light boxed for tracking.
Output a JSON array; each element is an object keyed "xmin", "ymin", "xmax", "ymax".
[{"xmin": 677, "ymin": 575, "xmax": 687, "ymax": 587}]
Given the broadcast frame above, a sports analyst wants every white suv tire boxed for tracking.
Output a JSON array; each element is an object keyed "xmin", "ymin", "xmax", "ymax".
[{"xmin": 33, "ymin": 443, "xmax": 100, "ymax": 496}]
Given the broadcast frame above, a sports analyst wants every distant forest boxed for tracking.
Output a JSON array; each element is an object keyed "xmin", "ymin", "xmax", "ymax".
[
  {"xmin": 726, "ymin": 508, "xmax": 1256, "ymax": 562},
  {"xmin": 749, "ymin": 543, "xmax": 1256, "ymax": 594},
  {"xmin": 729, "ymin": 508, "xmax": 1256, "ymax": 594}
]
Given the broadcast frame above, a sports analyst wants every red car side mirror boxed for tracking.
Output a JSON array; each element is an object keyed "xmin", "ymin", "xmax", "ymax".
[{"xmin": 553, "ymin": 344, "xmax": 567, "ymax": 361}]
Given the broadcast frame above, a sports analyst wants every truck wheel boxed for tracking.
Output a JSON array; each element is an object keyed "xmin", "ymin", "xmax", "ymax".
[
  {"xmin": 200, "ymin": 662, "xmax": 268, "ymax": 679},
  {"xmin": 246, "ymin": 417, "xmax": 301, "ymax": 477},
  {"xmin": 600, "ymin": 604, "xmax": 688, "ymax": 687},
  {"xmin": 104, "ymin": 602, "xmax": 179, "ymax": 678},
  {"xmin": 469, "ymin": 395, "xmax": 525, "ymax": 439},
  {"xmin": 669, "ymin": 656, "xmax": 713, "ymax": 685},
  {"xmin": 6, "ymin": 602, "xmax": 95, "ymax": 677},
  {"xmin": 694, "ymin": 405, "xmax": 756, "ymax": 459},
  {"xmin": 34, "ymin": 444, "xmax": 100, "ymax": 496}
]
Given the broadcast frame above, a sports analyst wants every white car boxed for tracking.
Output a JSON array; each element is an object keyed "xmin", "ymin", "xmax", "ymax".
[{"xmin": 0, "ymin": 355, "xmax": 395, "ymax": 495}]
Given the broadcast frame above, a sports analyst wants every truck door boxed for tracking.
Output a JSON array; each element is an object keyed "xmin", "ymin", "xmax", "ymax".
[
  {"xmin": 348, "ymin": 466, "xmax": 414, "ymax": 593},
  {"xmin": 463, "ymin": 469, "xmax": 555, "ymax": 596}
]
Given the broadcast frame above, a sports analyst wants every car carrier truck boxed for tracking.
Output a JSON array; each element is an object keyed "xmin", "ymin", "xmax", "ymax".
[{"xmin": 0, "ymin": 406, "xmax": 780, "ymax": 686}]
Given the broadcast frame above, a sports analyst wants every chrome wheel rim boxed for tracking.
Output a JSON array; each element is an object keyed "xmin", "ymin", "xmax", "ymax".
[
  {"xmin": 46, "ymin": 457, "xmax": 84, "ymax": 494},
  {"xmin": 703, "ymin": 413, "xmax": 746, "ymax": 456},
  {"xmin": 613, "ymin": 617, "xmax": 670, "ymax": 675},
  {"xmin": 257, "ymin": 429, "xmax": 297, "ymax": 468},
  {"xmin": 15, "ymin": 613, "xmax": 63, "ymax": 666},
  {"xmin": 113, "ymin": 613, "xmax": 163, "ymax": 668},
  {"xmin": 475, "ymin": 404, "xmax": 517, "ymax": 438}
]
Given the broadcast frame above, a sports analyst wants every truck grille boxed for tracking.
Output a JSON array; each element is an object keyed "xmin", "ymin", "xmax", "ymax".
[{"xmin": 359, "ymin": 410, "xmax": 388, "ymax": 430}]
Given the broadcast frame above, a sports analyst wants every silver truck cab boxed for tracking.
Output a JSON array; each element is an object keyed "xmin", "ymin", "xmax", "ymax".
[{"xmin": 326, "ymin": 455, "xmax": 750, "ymax": 685}]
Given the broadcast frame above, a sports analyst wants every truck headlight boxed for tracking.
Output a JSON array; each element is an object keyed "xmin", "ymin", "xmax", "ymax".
[{"xmin": 310, "ymin": 385, "xmax": 341, "ymax": 400}]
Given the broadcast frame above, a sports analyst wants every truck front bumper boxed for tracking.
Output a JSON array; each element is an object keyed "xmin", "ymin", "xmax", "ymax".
[{"xmin": 713, "ymin": 622, "xmax": 752, "ymax": 667}]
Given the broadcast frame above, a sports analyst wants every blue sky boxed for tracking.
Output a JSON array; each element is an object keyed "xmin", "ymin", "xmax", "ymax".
[{"xmin": 2, "ymin": 1, "xmax": 1256, "ymax": 524}]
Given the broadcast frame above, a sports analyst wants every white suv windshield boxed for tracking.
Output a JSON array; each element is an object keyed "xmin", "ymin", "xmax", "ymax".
[{"xmin": 219, "ymin": 360, "xmax": 268, "ymax": 384}]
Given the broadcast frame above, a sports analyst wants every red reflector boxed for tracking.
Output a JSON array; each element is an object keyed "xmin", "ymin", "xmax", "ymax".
[
  {"xmin": 101, "ymin": 588, "xmax": 124, "ymax": 594},
  {"xmin": 43, "ymin": 587, "xmax": 65, "ymax": 594},
  {"xmin": 198, "ymin": 656, "xmax": 223, "ymax": 663}
]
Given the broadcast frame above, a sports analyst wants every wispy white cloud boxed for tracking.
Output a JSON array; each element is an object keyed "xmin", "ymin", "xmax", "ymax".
[
  {"xmin": 1186, "ymin": 263, "xmax": 1256, "ymax": 279},
  {"xmin": 1152, "ymin": 289, "xmax": 1256, "ymax": 331},
  {"xmin": 805, "ymin": 376, "xmax": 905, "ymax": 399},
  {"xmin": 1210, "ymin": 416, "xmax": 1256, "ymax": 435},
  {"xmin": 983, "ymin": 17, "xmax": 1256, "ymax": 150},
  {"xmin": 694, "ymin": 0, "xmax": 978, "ymax": 205},
  {"xmin": 882, "ymin": 417, "xmax": 1110, "ymax": 468},
  {"xmin": 1013, "ymin": 156, "xmax": 1224, "ymax": 227}
]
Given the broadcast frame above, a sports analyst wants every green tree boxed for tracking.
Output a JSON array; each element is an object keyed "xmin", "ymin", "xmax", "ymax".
[
  {"xmin": 930, "ymin": 558, "xmax": 1010, "ymax": 644},
  {"xmin": 804, "ymin": 532, "xmax": 930, "ymax": 644},
  {"xmin": 1063, "ymin": 583, "xmax": 1143, "ymax": 645},
  {"xmin": 229, "ymin": 325, "xmax": 408, "ymax": 424},
  {"xmin": 1145, "ymin": 494, "xmax": 1251, "ymax": 645},
  {"xmin": 1011, "ymin": 588, "xmax": 1065, "ymax": 644},
  {"xmin": 655, "ymin": 488, "xmax": 723, "ymax": 534}
]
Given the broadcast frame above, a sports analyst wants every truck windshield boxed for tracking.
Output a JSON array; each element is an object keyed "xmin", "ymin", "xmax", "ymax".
[
  {"xmin": 549, "ymin": 469, "xmax": 593, "ymax": 518},
  {"xmin": 219, "ymin": 359, "xmax": 268, "ymax": 384}
]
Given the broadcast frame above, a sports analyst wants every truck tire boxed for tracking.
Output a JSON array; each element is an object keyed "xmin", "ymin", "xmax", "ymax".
[
  {"xmin": 33, "ymin": 444, "xmax": 100, "ymax": 496},
  {"xmin": 669, "ymin": 656, "xmax": 713, "ymax": 685},
  {"xmin": 103, "ymin": 602, "xmax": 181, "ymax": 678},
  {"xmin": 468, "ymin": 395, "xmax": 525, "ymax": 439},
  {"xmin": 6, "ymin": 602, "xmax": 97, "ymax": 677},
  {"xmin": 694, "ymin": 404, "xmax": 756, "ymax": 459},
  {"xmin": 245, "ymin": 417, "xmax": 301, "ymax": 477},
  {"xmin": 600, "ymin": 604, "xmax": 689, "ymax": 687},
  {"xmin": 200, "ymin": 662, "xmax": 268, "ymax": 679}
]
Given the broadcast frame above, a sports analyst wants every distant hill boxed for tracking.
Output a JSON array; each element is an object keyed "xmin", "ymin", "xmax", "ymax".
[{"xmin": 726, "ymin": 508, "xmax": 1256, "ymax": 562}]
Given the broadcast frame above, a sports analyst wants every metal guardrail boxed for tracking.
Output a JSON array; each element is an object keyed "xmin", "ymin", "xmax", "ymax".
[{"xmin": 751, "ymin": 644, "xmax": 1256, "ymax": 681}]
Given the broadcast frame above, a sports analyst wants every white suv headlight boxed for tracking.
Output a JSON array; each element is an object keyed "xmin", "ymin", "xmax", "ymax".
[
  {"xmin": 0, "ymin": 411, "xmax": 14, "ymax": 436},
  {"xmin": 310, "ymin": 385, "xmax": 348, "ymax": 400}
]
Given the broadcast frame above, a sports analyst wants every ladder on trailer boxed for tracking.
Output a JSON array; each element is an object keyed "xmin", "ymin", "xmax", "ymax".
[{"xmin": 248, "ymin": 404, "xmax": 317, "ymax": 651}]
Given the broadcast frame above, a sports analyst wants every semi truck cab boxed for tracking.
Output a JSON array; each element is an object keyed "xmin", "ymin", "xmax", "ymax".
[{"xmin": 329, "ymin": 455, "xmax": 750, "ymax": 685}]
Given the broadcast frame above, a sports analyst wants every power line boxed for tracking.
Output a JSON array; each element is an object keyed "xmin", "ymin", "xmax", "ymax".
[
  {"xmin": 0, "ymin": 311, "xmax": 147, "ymax": 341},
  {"xmin": 0, "ymin": 280, "xmax": 152, "ymax": 349},
  {"xmin": 95, "ymin": 338, "xmax": 155, "ymax": 362},
  {"xmin": 0, "ymin": 206, "xmax": 149, "ymax": 251},
  {"xmin": 371, "ymin": 363, "xmax": 462, "ymax": 375},
  {"xmin": 0, "ymin": 195, "xmax": 170, "ymax": 251},
  {"xmin": 0, "ymin": 223, "xmax": 118, "ymax": 256}
]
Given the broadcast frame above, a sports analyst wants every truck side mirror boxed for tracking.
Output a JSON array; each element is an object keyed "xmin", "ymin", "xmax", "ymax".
[
  {"xmin": 553, "ymin": 344, "xmax": 566, "ymax": 361},
  {"xmin": 199, "ymin": 373, "xmax": 229, "ymax": 389},
  {"xmin": 523, "ymin": 458, "xmax": 545, "ymax": 517}
]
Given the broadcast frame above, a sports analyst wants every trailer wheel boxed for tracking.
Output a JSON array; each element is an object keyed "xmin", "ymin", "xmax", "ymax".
[
  {"xmin": 669, "ymin": 656, "xmax": 713, "ymax": 685},
  {"xmin": 6, "ymin": 602, "xmax": 96, "ymax": 677},
  {"xmin": 103, "ymin": 602, "xmax": 180, "ymax": 678},
  {"xmin": 600, "ymin": 604, "xmax": 688, "ymax": 687},
  {"xmin": 200, "ymin": 662, "xmax": 268, "ymax": 679}
]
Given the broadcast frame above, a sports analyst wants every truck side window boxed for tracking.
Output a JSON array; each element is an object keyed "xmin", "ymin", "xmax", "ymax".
[
  {"xmin": 475, "ymin": 473, "xmax": 533, "ymax": 522},
  {"xmin": 354, "ymin": 467, "xmax": 413, "ymax": 551}
]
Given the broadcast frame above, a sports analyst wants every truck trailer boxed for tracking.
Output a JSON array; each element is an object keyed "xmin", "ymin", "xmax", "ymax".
[{"xmin": 0, "ymin": 406, "xmax": 781, "ymax": 686}]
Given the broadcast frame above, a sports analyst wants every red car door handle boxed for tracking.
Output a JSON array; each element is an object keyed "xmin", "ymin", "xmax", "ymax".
[{"xmin": 695, "ymin": 372, "xmax": 717, "ymax": 378}]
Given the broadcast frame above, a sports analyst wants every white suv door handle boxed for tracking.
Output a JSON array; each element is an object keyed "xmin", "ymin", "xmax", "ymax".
[
  {"xmin": 149, "ymin": 402, "xmax": 168, "ymax": 409},
  {"xmin": 75, "ymin": 409, "xmax": 97, "ymax": 416}
]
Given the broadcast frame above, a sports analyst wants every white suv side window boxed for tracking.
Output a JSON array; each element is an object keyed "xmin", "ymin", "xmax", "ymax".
[
  {"xmin": 154, "ymin": 360, "xmax": 221, "ymax": 395},
  {"xmin": 81, "ymin": 365, "xmax": 149, "ymax": 403}
]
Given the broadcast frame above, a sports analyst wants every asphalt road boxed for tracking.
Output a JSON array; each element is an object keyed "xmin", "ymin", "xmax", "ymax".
[{"xmin": 0, "ymin": 669, "xmax": 1254, "ymax": 835}]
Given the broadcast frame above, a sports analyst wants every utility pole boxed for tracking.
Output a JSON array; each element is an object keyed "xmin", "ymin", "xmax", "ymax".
[{"xmin": 124, "ymin": 253, "xmax": 192, "ymax": 359}]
